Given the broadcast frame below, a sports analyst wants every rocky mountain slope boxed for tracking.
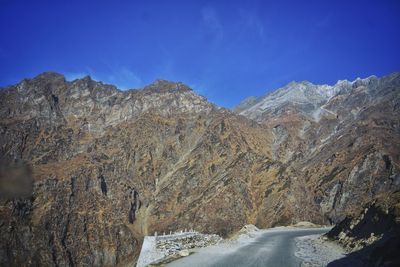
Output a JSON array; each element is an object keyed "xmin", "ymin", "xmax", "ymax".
[
  {"xmin": 236, "ymin": 73, "xmax": 400, "ymax": 222},
  {"xmin": 0, "ymin": 72, "xmax": 399, "ymax": 266}
]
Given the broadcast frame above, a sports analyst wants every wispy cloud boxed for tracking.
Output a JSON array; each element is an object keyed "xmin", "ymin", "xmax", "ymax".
[
  {"xmin": 238, "ymin": 9, "xmax": 266, "ymax": 42},
  {"xmin": 64, "ymin": 66, "xmax": 99, "ymax": 81},
  {"xmin": 65, "ymin": 66, "xmax": 142, "ymax": 90},
  {"xmin": 154, "ymin": 44, "xmax": 176, "ymax": 80},
  {"xmin": 201, "ymin": 6, "xmax": 223, "ymax": 47},
  {"xmin": 106, "ymin": 67, "xmax": 142, "ymax": 89},
  {"xmin": 64, "ymin": 72, "xmax": 89, "ymax": 81}
]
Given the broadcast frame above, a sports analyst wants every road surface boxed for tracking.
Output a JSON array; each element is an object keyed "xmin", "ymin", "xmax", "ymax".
[{"xmin": 167, "ymin": 228, "xmax": 330, "ymax": 267}]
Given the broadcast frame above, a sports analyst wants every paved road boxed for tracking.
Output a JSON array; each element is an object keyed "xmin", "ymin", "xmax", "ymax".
[{"xmin": 167, "ymin": 228, "xmax": 330, "ymax": 267}]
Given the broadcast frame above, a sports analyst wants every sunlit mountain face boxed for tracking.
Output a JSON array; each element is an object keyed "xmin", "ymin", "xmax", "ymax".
[{"xmin": 1, "ymin": 72, "xmax": 399, "ymax": 266}]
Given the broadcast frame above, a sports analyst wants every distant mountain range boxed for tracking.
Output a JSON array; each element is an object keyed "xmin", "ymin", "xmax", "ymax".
[{"xmin": 1, "ymin": 72, "xmax": 399, "ymax": 266}]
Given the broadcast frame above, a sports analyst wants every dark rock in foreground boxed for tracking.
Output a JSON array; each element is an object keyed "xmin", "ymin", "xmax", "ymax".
[{"xmin": 326, "ymin": 193, "xmax": 400, "ymax": 267}]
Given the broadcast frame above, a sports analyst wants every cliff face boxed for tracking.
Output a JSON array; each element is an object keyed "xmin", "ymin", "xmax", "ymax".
[
  {"xmin": 325, "ymin": 193, "xmax": 400, "ymax": 266},
  {"xmin": 236, "ymin": 73, "xmax": 400, "ymax": 223},
  {"xmin": 0, "ymin": 72, "xmax": 399, "ymax": 266}
]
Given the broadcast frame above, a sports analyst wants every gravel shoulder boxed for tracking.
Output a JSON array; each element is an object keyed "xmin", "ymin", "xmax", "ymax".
[{"xmin": 295, "ymin": 234, "xmax": 346, "ymax": 267}]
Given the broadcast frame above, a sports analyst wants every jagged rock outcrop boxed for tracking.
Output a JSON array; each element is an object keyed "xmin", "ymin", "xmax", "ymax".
[
  {"xmin": 0, "ymin": 71, "xmax": 399, "ymax": 266},
  {"xmin": 326, "ymin": 192, "xmax": 400, "ymax": 266}
]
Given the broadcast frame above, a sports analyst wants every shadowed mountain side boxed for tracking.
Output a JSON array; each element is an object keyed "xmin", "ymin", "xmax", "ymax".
[
  {"xmin": 327, "ymin": 233, "xmax": 400, "ymax": 267},
  {"xmin": 326, "ymin": 192, "xmax": 400, "ymax": 267}
]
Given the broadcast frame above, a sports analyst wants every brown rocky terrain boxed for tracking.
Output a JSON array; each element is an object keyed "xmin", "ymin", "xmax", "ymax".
[
  {"xmin": 236, "ymin": 73, "xmax": 400, "ymax": 224},
  {"xmin": 0, "ymin": 71, "xmax": 399, "ymax": 266},
  {"xmin": 326, "ymin": 192, "xmax": 400, "ymax": 266}
]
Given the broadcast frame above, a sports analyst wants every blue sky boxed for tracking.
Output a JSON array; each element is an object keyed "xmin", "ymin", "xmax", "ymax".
[{"xmin": 0, "ymin": 0, "xmax": 399, "ymax": 107}]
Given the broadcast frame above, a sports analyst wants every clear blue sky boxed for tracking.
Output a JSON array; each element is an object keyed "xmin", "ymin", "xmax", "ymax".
[{"xmin": 0, "ymin": 0, "xmax": 399, "ymax": 107}]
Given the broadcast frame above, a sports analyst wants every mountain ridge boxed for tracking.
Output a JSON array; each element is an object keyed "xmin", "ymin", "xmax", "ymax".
[
  {"xmin": 0, "ymin": 71, "xmax": 399, "ymax": 266},
  {"xmin": 234, "ymin": 73, "xmax": 399, "ymax": 118}
]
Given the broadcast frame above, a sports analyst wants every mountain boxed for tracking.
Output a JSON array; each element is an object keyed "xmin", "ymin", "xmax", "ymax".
[
  {"xmin": 0, "ymin": 72, "xmax": 279, "ymax": 266},
  {"xmin": 0, "ymin": 72, "xmax": 399, "ymax": 266},
  {"xmin": 235, "ymin": 73, "xmax": 400, "ymax": 222}
]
